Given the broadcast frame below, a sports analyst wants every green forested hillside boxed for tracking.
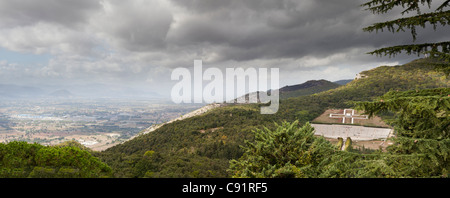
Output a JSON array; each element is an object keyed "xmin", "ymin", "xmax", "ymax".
[
  {"xmin": 0, "ymin": 141, "xmax": 112, "ymax": 178},
  {"xmin": 229, "ymin": 88, "xmax": 449, "ymax": 178},
  {"xmin": 98, "ymin": 58, "xmax": 449, "ymax": 178}
]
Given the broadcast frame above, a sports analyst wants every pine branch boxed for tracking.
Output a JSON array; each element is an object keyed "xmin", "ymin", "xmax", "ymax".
[
  {"xmin": 356, "ymin": 95, "xmax": 450, "ymax": 117},
  {"xmin": 392, "ymin": 136, "xmax": 450, "ymax": 144},
  {"xmin": 437, "ymin": 0, "xmax": 450, "ymax": 11},
  {"xmin": 355, "ymin": 88, "xmax": 450, "ymax": 139},
  {"xmin": 358, "ymin": 87, "xmax": 450, "ymax": 111},
  {"xmin": 362, "ymin": 0, "xmax": 433, "ymax": 15},
  {"xmin": 382, "ymin": 87, "xmax": 450, "ymax": 98},
  {"xmin": 363, "ymin": 10, "xmax": 450, "ymax": 41},
  {"xmin": 362, "ymin": 0, "xmax": 450, "ymax": 58},
  {"xmin": 367, "ymin": 41, "xmax": 450, "ymax": 58}
]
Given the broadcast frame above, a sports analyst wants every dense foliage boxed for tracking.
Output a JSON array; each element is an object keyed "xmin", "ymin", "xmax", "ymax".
[
  {"xmin": 231, "ymin": 119, "xmax": 449, "ymax": 178},
  {"xmin": 228, "ymin": 121, "xmax": 337, "ymax": 178},
  {"xmin": 356, "ymin": 87, "xmax": 450, "ymax": 139},
  {"xmin": 352, "ymin": 0, "xmax": 450, "ymax": 178},
  {"xmin": 0, "ymin": 141, "xmax": 112, "ymax": 178},
  {"xmin": 343, "ymin": 87, "xmax": 450, "ymax": 178}
]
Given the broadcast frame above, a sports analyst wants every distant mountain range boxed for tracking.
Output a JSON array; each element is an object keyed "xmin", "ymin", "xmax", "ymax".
[
  {"xmin": 333, "ymin": 79, "xmax": 353, "ymax": 85},
  {"xmin": 230, "ymin": 79, "xmax": 345, "ymax": 103},
  {"xmin": 0, "ymin": 84, "xmax": 163, "ymax": 99},
  {"xmin": 48, "ymin": 89, "xmax": 74, "ymax": 98},
  {"xmin": 279, "ymin": 79, "xmax": 342, "ymax": 99},
  {"xmin": 0, "ymin": 78, "xmax": 352, "ymax": 100},
  {"xmin": 0, "ymin": 84, "xmax": 77, "ymax": 99},
  {"xmin": 0, "ymin": 84, "xmax": 45, "ymax": 98}
]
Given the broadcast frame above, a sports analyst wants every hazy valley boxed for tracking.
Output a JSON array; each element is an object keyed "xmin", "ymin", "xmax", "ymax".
[{"xmin": 0, "ymin": 98, "xmax": 203, "ymax": 151}]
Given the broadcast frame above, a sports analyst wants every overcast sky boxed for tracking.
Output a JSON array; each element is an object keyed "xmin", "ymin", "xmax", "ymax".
[{"xmin": 0, "ymin": 0, "xmax": 448, "ymax": 98}]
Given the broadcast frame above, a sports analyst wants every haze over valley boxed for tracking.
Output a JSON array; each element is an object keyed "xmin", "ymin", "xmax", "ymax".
[{"xmin": 0, "ymin": 97, "xmax": 202, "ymax": 151}]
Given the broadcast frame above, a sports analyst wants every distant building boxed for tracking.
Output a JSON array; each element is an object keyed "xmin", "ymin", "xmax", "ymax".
[{"xmin": 355, "ymin": 73, "xmax": 368, "ymax": 80}]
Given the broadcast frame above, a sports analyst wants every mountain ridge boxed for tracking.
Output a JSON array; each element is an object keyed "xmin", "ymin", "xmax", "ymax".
[
  {"xmin": 333, "ymin": 79, "xmax": 353, "ymax": 85},
  {"xmin": 279, "ymin": 79, "xmax": 339, "ymax": 92},
  {"xmin": 48, "ymin": 89, "xmax": 74, "ymax": 98}
]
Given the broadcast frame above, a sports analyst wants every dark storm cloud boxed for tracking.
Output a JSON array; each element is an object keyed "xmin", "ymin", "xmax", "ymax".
[
  {"xmin": 0, "ymin": 0, "xmax": 448, "ymax": 96},
  {"xmin": 94, "ymin": 0, "xmax": 174, "ymax": 52},
  {"xmin": 168, "ymin": 0, "xmax": 449, "ymax": 62},
  {"xmin": 0, "ymin": 0, "xmax": 101, "ymax": 28},
  {"xmin": 2, "ymin": 0, "xmax": 447, "ymax": 62},
  {"xmin": 167, "ymin": 0, "xmax": 372, "ymax": 61}
]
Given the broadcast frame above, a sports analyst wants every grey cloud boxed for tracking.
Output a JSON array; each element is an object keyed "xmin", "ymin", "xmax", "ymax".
[
  {"xmin": 94, "ymin": 0, "xmax": 174, "ymax": 52},
  {"xmin": 0, "ymin": 0, "xmax": 101, "ymax": 28},
  {"xmin": 0, "ymin": 0, "xmax": 103, "ymax": 56},
  {"xmin": 0, "ymin": 0, "xmax": 448, "ymax": 97},
  {"xmin": 168, "ymin": 0, "xmax": 449, "ymax": 62},
  {"xmin": 166, "ymin": 0, "xmax": 382, "ymax": 62}
]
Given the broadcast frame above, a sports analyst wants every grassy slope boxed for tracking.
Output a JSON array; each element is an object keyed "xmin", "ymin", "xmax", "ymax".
[{"xmin": 98, "ymin": 58, "xmax": 449, "ymax": 178}]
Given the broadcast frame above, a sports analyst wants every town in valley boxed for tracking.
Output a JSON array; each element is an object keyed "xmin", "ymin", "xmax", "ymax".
[{"xmin": 0, "ymin": 98, "xmax": 203, "ymax": 151}]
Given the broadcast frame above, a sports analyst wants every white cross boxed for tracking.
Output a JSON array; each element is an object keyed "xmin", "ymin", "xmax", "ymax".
[{"xmin": 329, "ymin": 109, "xmax": 368, "ymax": 124}]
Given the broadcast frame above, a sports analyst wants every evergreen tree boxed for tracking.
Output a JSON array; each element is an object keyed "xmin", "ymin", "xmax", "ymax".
[
  {"xmin": 357, "ymin": 88, "xmax": 450, "ymax": 139},
  {"xmin": 0, "ymin": 141, "xmax": 112, "ymax": 178},
  {"xmin": 362, "ymin": 0, "xmax": 450, "ymax": 61},
  {"xmin": 228, "ymin": 121, "xmax": 337, "ymax": 178},
  {"xmin": 355, "ymin": 88, "xmax": 450, "ymax": 177},
  {"xmin": 359, "ymin": 0, "xmax": 449, "ymax": 177}
]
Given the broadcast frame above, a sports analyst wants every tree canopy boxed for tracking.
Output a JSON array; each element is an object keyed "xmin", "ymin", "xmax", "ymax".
[
  {"xmin": 0, "ymin": 141, "xmax": 112, "ymax": 178},
  {"xmin": 356, "ymin": 87, "xmax": 450, "ymax": 139},
  {"xmin": 228, "ymin": 121, "xmax": 337, "ymax": 178}
]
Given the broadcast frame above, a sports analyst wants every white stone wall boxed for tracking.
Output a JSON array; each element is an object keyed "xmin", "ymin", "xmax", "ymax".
[{"xmin": 311, "ymin": 124, "xmax": 392, "ymax": 141}]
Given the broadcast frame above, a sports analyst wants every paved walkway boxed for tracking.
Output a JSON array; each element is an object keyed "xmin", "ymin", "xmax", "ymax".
[{"xmin": 311, "ymin": 124, "xmax": 393, "ymax": 141}]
